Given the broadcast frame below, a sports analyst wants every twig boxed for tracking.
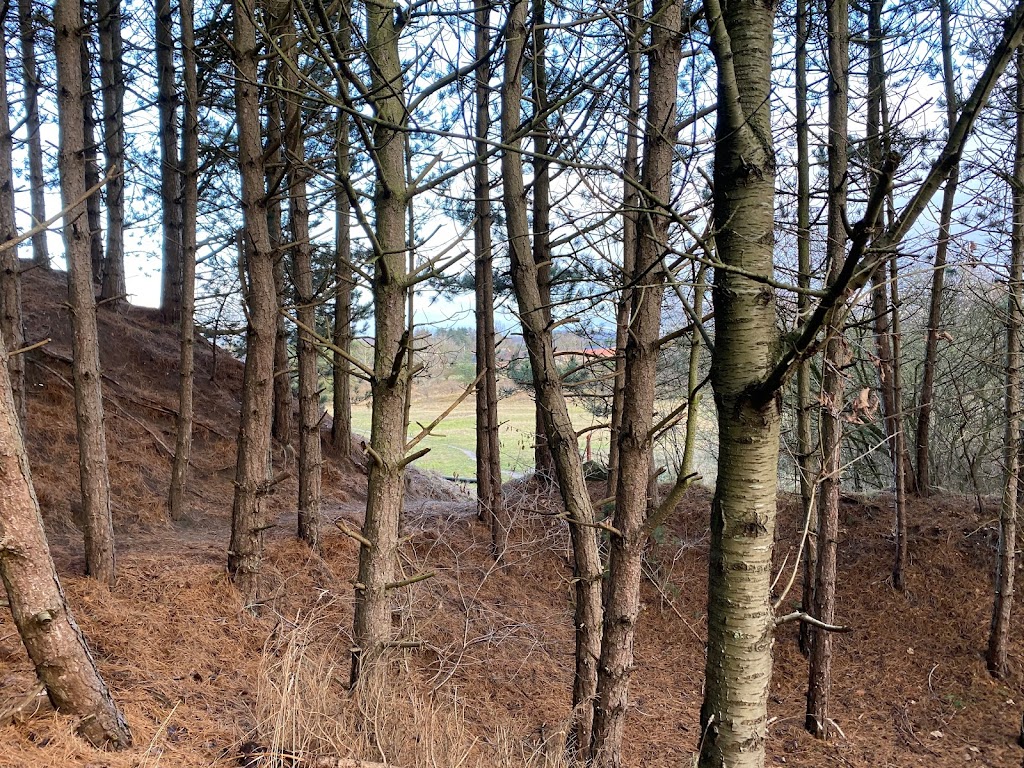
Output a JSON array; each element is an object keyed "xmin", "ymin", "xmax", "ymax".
[
  {"xmin": 405, "ymin": 370, "xmax": 485, "ymax": 452},
  {"xmin": 774, "ymin": 611, "xmax": 852, "ymax": 632},
  {"xmin": 9, "ymin": 338, "xmax": 50, "ymax": 356},
  {"xmin": 385, "ymin": 571, "xmax": 436, "ymax": 589},
  {"xmin": 334, "ymin": 519, "xmax": 372, "ymax": 548}
]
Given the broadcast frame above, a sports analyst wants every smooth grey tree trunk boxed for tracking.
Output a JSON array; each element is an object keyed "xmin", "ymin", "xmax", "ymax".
[{"xmin": 157, "ymin": 0, "xmax": 183, "ymax": 323}]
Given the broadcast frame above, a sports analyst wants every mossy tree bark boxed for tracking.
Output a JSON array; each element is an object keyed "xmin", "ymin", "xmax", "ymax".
[{"xmin": 55, "ymin": 0, "xmax": 117, "ymax": 586}]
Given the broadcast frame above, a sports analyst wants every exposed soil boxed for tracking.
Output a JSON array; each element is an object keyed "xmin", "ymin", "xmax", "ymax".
[{"xmin": 1, "ymin": 268, "xmax": 1022, "ymax": 767}]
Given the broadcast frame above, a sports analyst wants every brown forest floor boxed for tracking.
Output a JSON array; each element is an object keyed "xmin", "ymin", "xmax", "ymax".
[{"xmin": 0, "ymin": 268, "xmax": 1022, "ymax": 767}]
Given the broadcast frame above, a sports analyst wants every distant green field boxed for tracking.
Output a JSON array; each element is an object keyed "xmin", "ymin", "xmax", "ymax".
[{"xmin": 349, "ymin": 388, "xmax": 608, "ymax": 478}]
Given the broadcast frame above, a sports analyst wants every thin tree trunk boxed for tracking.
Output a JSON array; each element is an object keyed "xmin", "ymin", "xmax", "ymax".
[
  {"xmin": 590, "ymin": 1, "xmax": 682, "ymax": 763},
  {"xmin": 0, "ymin": 332, "xmax": 132, "ymax": 749},
  {"xmin": 698, "ymin": 0, "xmax": 781, "ymax": 764},
  {"xmin": 97, "ymin": 0, "xmax": 125, "ymax": 304},
  {"xmin": 79, "ymin": 21, "xmax": 104, "ymax": 285},
  {"xmin": 168, "ymin": 0, "xmax": 199, "ymax": 522},
  {"xmin": 349, "ymin": 0, "xmax": 411, "ymax": 690},
  {"xmin": 228, "ymin": 0, "xmax": 277, "ymax": 609},
  {"xmin": 331, "ymin": 2, "xmax": 353, "ymax": 454},
  {"xmin": 607, "ymin": 0, "xmax": 642, "ymax": 500},
  {"xmin": 263, "ymin": 41, "xmax": 293, "ymax": 451},
  {"xmin": 55, "ymin": 0, "xmax": 117, "ymax": 586},
  {"xmin": 282, "ymin": 4, "xmax": 321, "ymax": 548},
  {"xmin": 806, "ymin": 0, "xmax": 848, "ymax": 740},
  {"xmin": 987, "ymin": 47, "xmax": 1024, "ymax": 681},
  {"xmin": 865, "ymin": 0, "xmax": 909, "ymax": 589},
  {"xmin": 794, "ymin": 0, "xmax": 816, "ymax": 658},
  {"xmin": 681, "ymin": 265, "xmax": 707, "ymax": 477},
  {"xmin": 916, "ymin": 0, "xmax": 960, "ymax": 496},
  {"xmin": 0, "ymin": 6, "xmax": 26, "ymax": 430},
  {"xmin": 503, "ymin": 0, "xmax": 603, "ymax": 749},
  {"xmin": 17, "ymin": 0, "xmax": 49, "ymax": 269},
  {"xmin": 474, "ymin": 0, "xmax": 504, "ymax": 553},
  {"xmin": 157, "ymin": 0, "xmax": 183, "ymax": 323},
  {"xmin": 531, "ymin": 0, "xmax": 555, "ymax": 483},
  {"xmin": 889, "ymin": 252, "xmax": 909, "ymax": 589}
]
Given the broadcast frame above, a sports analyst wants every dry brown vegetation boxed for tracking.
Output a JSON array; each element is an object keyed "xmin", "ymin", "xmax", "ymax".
[{"xmin": 0, "ymin": 269, "xmax": 1022, "ymax": 767}]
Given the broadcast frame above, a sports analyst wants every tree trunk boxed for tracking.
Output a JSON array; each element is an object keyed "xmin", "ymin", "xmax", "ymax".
[
  {"xmin": 331, "ymin": 1, "xmax": 354, "ymax": 454},
  {"xmin": 0, "ymin": 333, "xmax": 132, "ymax": 749},
  {"xmin": 806, "ymin": 0, "xmax": 848, "ymax": 741},
  {"xmin": 79, "ymin": 22, "xmax": 104, "ymax": 285},
  {"xmin": 987, "ymin": 47, "xmax": 1024, "ymax": 681},
  {"xmin": 349, "ymin": 0, "xmax": 411, "ymax": 691},
  {"xmin": 0, "ymin": 5, "xmax": 26, "ymax": 430},
  {"xmin": 589, "ymin": 2, "xmax": 681, "ymax": 764},
  {"xmin": 607, "ymin": 0, "xmax": 642, "ymax": 501},
  {"xmin": 17, "ymin": 0, "xmax": 49, "ymax": 269},
  {"xmin": 531, "ymin": 0, "xmax": 555, "ymax": 483},
  {"xmin": 168, "ymin": 0, "xmax": 199, "ymax": 522},
  {"xmin": 698, "ymin": 0, "xmax": 780, "ymax": 764},
  {"xmin": 97, "ymin": 0, "xmax": 125, "ymax": 304},
  {"xmin": 157, "ymin": 0, "xmax": 183, "ymax": 324},
  {"xmin": 794, "ymin": 0, "xmax": 816, "ymax": 658},
  {"xmin": 228, "ymin": 0, "xmax": 278, "ymax": 609},
  {"xmin": 916, "ymin": 0, "xmax": 960, "ymax": 496},
  {"xmin": 282, "ymin": 4, "xmax": 321, "ymax": 548},
  {"xmin": 474, "ymin": 0, "xmax": 504, "ymax": 554},
  {"xmin": 55, "ymin": 0, "xmax": 117, "ymax": 586},
  {"xmin": 502, "ymin": 0, "xmax": 603, "ymax": 749}
]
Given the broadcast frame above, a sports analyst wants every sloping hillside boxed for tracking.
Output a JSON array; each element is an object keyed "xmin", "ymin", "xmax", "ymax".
[{"xmin": 0, "ymin": 269, "xmax": 1022, "ymax": 767}]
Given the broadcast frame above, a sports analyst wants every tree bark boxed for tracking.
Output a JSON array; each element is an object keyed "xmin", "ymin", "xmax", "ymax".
[
  {"xmin": 987, "ymin": 47, "xmax": 1024, "ymax": 681},
  {"xmin": 0, "ymin": 4, "xmax": 26, "ymax": 430},
  {"xmin": 228, "ymin": 0, "xmax": 277, "ymax": 609},
  {"xmin": 168, "ymin": 0, "xmax": 199, "ymax": 522},
  {"xmin": 349, "ymin": 0, "xmax": 411, "ymax": 690},
  {"xmin": 530, "ymin": 0, "xmax": 555, "ymax": 483},
  {"xmin": 55, "ymin": 0, "xmax": 117, "ymax": 586},
  {"xmin": 916, "ymin": 0, "xmax": 960, "ymax": 496},
  {"xmin": 590, "ymin": 0, "xmax": 681, "ymax": 764},
  {"xmin": 17, "ymin": 0, "xmax": 49, "ymax": 269},
  {"xmin": 698, "ymin": 0, "xmax": 780, "ymax": 764},
  {"xmin": 502, "ymin": 0, "xmax": 603, "ymax": 748},
  {"xmin": 607, "ymin": 0, "xmax": 642, "ymax": 501},
  {"xmin": 794, "ymin": 0, "xmax": 816, "ymax": 658},
  {"xmin": 157, "ymin": 0, "xmax": 183, "ymax": 324},
  {"xmin": 331, "ymin": 2, "xmax": 354, "ymax": 454},
  {"xmin": 806, "ymin": 0, "xmax": 848, "ymax": 740},
  {"xmin": 282, "ymin": 3, "xmax": 322, "ymax": 548},
  {"xmin": 79, "ymin": 20, "xmax": 104, "ymax": 286},
  {"xmin": 0, "ymin": 333, "xmax": 132, "ymax": 749},
  {"xmin": 474, "ymin": 0, "xmax": 504, "ymax": 554},
  {"xmin": 97, "ymin": 0, "xmax": 125, "ymax": 305}
]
